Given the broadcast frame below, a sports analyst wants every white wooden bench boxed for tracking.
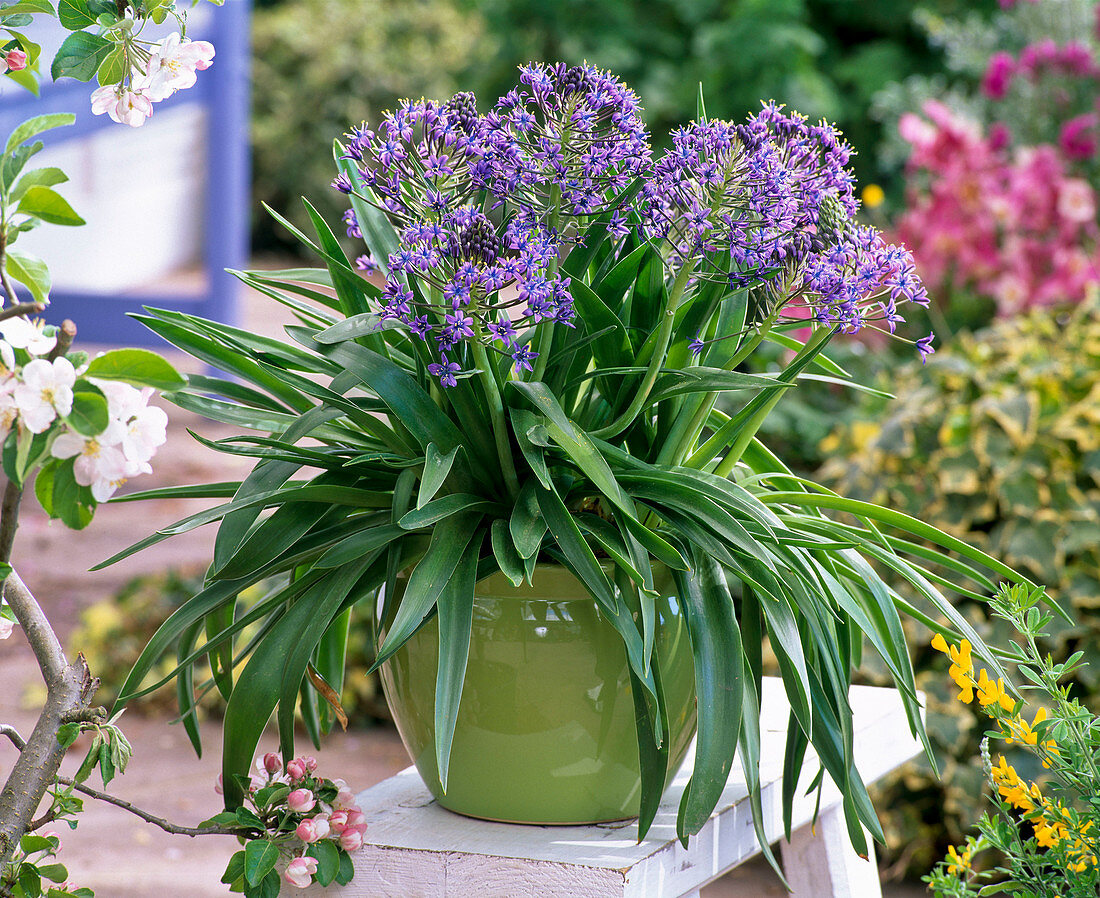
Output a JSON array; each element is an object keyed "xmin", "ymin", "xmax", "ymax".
[{"xmin": 308, "ymin": 679, "xmax": 923, "ymax": 897}]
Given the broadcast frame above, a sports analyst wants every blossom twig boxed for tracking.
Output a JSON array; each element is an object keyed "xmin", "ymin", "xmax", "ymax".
[
  {"xmin": 0, "ymin": 302, "xmax": 44, "ymax": 323},
  {"xmin": 0, "ymin": 725, "xmax": 25, "ymax": 750},
  {"xmin": 54, "ymin": 776, "xmax": 243, "ymax": 838}
]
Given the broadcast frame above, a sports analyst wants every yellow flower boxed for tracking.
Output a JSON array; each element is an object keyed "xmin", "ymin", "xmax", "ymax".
[
  {"xmin": 862, "ymin": 183, "xmax": 885, "ymax": 209},
  {"xmin": 991, "ymin": 755, "xmax": 1042, "ymax": 812},
  {"xmin": 1005, "ymin": 706, "xmax": 1060, "ymax": 763},
  {"xmin": 945, "ymin": 843, "xmax": 972, "ymax": 875},
  {"xmin": 974, "ymin": 668, "xmax": 1014, "ymax": 713},
  {"xmin": 932, "ymin": 634, "xmax": 976, "ymax": 703}
]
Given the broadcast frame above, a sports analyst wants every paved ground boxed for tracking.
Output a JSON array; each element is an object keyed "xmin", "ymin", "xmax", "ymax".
[{"xmin": 0, "ymin": 267, "xmax": 926, "ymax": 896}]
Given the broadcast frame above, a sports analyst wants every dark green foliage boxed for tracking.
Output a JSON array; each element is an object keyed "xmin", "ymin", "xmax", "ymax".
[
  {"xmin": 250, "ymin": 0, "xmax": 487, "ymax": 253},
  {"xmin": 250, "ymin": 0, "xmax": 996, "ymax": 253}
]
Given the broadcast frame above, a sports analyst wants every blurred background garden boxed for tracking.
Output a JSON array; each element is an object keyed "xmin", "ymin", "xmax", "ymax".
[{"xmin": 7, "ymin": 0, "xmax": 1100, "ymax": 891}]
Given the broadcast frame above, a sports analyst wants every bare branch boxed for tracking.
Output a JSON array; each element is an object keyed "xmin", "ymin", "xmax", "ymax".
[
  {"xmin": 0, "ymin": 479, "xmax": 20, "ymax": 565},
  {"xmin": 0, "ymin": 302, "xmax": 44, "ymax": 323},
  {"xmin": 2, "ymin": 572, "xmax": 66, "ymax": 683},
  {"xmin": 55, "ymin": 777, "xmax": 243, "ymax": 838},
  {"xmin": 47, "ymin": 319, "xmax": 76, "ymax": 363},
  {"xmin": 0, "ymin": 573, "xmax": 96, "ymax": 864},
  {"xmin": 0, "ymin": 725, "xmax": 25, "ymax": 750},
  {"xmin": 26, "ymin": 808, "xmax": 55, "ymax": 832}
]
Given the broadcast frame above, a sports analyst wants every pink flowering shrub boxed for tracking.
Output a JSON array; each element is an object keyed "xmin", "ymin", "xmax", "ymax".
[
  {"xmin": 881, "ymin": 0, "xmax": 1100, "ymax": 316},
  {"xmin": 896, "ymin": 99, "xmax": 1100, "ymax": 315},
  {"xmin": 208, "ymin": 754, "xmax": 365, "ymax": 893}
]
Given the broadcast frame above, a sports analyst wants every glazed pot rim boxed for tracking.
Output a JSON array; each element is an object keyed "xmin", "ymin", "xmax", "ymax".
[{"xmin": 398, "ymin": 560, "xmax": 672, "ymax": 600}]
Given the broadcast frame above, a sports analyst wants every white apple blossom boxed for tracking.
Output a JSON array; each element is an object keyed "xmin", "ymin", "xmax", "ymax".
[
  {"xmin": 0, "ymin": 388, "xmax": 18, "ymax": 441},
  {"xmin": 137, "ymin": 33, "xmax": 215, "ymax": 102},
  {"xmin": 90, "ymin": 84, "xmax": 154, "ymax": 128},
  {"xmin": 0, "ymin": 616, "xmax": 14, "ymax": 639},
  {"xmin": 0, "ymin": 318, "xmax": 56, "ymax": 357},
  {"xmin": 91, "ymin": 380, "xmax": 168, "ymax": 463},
  {"xmin": 50, "ymin": 429, "xmax": 151, "ymax": 502},
  {"xmin": 14, "ymin": 358, "xmax": 75, "ymax": 434}
]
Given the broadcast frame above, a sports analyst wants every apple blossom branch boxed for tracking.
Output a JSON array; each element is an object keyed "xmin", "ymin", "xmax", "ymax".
[{"xmin": 52, "ymin": 777, "xmax": 242, "ymax": 839}]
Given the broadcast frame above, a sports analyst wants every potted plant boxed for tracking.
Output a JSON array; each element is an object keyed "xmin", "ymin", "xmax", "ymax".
[{"xmin": 104, "ymin": 63, "xmax": 1024, "ymax": 854}]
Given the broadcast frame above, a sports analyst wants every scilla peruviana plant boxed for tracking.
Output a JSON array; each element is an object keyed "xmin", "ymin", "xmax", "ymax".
[{"xmin": 108, "ymin": 65, "xmax": 1035, "ymax": 863}]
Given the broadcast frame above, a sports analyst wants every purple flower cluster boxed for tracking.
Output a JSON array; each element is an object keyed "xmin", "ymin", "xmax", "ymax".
[
  {"xmin": 377, "ymin": 207, "xmax": 575, "ymax": 376},
  {"xmin": 335, "ymin": 94, "xmax": 483, "ymax": 226},
  {"xmin": 642, "ymin": 103, "xmax": 857, "ymax": 278},
  {"xmin": 645, "ymin": 102, "xmax": 929, "ymax": 347},
  {"xmin": 333, "ymin": 72, "xmax": 934, "ymax": 383},
  {"xmin": 801, "ymin": 224, "xmax": 929, "ymax": 336},
  {"xmin": 473, "ymin": 63, "xmax": 651, "ymax": 220}
]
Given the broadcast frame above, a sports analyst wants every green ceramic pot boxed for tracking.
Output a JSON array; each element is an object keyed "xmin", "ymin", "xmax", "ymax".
[{"xmin": 378, "ymin": 563, "xmax": 697, "ymax": 824}]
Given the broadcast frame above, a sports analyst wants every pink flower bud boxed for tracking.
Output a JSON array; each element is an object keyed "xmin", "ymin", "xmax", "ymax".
[
  {"xmin": 286, "ymin": 759, "xmax": 307, "ymax": 782},
  {"xmin": 301, "ymin": 756, "xmax": 318, "ymax": 773},
  {"xmin": 327, "ymin": 810, "xmax": 348, "ymax": 834},
  {"xmin": 287, "ymin": 789, "xmax": 316, "ymax": 813},
  {"xmin": 339, "ymin": 828, "xmax": 363, "ymax": 851},
  {"xmin": 263, "ymin": 752, "xmax": 282, "ymax": 774},
  {"xmin": 332, "ymin": 778, "xmax": 356, "ymax": 808},
  {"xmin": 295, "ymin": 816, "xmax": 330, "ymax": 843},
  {"xmin": 284, "ymin": 856, "xmax": 318, "ymax": 889},
  {"xmin": 344, "ymin": 809, "xmax": 366, "ymax": 829},
  {"xmin": 4, "ymin": 49, "xmax": 27, "ymax": 72},
  {"xmin": 214, "ymin": 774, "xmax": 224, "ymax": 795}
]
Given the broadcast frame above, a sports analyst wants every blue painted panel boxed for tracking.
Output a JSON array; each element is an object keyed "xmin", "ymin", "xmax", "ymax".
[{"xmin": 0, "ymin": 0, "xmax": 251, "ymax": 346}]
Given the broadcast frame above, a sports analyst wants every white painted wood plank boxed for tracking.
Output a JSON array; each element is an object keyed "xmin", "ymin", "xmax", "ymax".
[
  {"xmin": 783, "ymin": 805, "xmax": 881, "ymax": 898},
  {"xmin": 311, "ymin": 680, "xmax": 923, "ymax": 897}
]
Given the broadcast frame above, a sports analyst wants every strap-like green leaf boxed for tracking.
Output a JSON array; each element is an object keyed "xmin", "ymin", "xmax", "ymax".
[
  {"xmin": 536, "ymin": 485, "xmax": 655, "ymax": 699},
  {"xmin": 435, "ymin": 539, "xmax": 480, "ymax": 792},
  {"xmin": 398, "ymin": 494, "xmax": 495, "ymax": 530},
  {"xmin": 490, "ymin": 519, "xmax": 524, "ymax": 586},
  {"xmin": 370, "ymin": 512, "xmax": 483, "ymax": 671},
  {"xmin": 671, "ymin": 557, "xmax": 743, "ymax": 839},
  {"xmin": 417, "ymin": 443, "xmax": 459, "ymax": 509},
  {"xmin": 275, "ymin": 557, "xmax": 379, "ymax": 761}
]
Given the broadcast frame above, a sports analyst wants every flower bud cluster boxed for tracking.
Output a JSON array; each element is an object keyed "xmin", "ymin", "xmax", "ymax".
[{"xmin": 226, "ymin": 754, "xmax": 368, "ymax": 891}]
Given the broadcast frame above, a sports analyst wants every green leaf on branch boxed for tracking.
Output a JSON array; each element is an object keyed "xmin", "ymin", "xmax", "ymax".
[
  {"xmin": 67, "ymin": 389, "xmax": 108, "ymax": 436},
  {"xmin": 33, "ymin": 456, "xmax": 56, "ymax": 516},
  {"xmin": 2, "ymin": 140, "xmax": 42, "ymax": 191},
  {"xmin": 243, "ymin": 839, "xmax": 279, "ymax": 887},
  {"xmin": 5, "ymin": 68, "xmax": 40, "ymax": 95},
  {"xmin": 4, "ymin": 112, "xmax": 74, "ymax": 156},
  {"xmin": 2, "ymin": 0, "xmax": 56, "ymax": 16},
  {"xmin": 234, "ymin": 806, "xmax": 264, "ymax": 830},
  {"xmin": 56, "ymin": 0, "xmax": 93, "ymax": 28},
  {"xmin": 220, "ymin": 850, "xmax": 245, "ymax": 885},
  {"xmin": 335, "ymin": 848, "xmax": 354, "ymax": 885},
  {"xmin": 56, "ymin": 721, "xmax": 81, "ymax": 749},
  {"xmin": 6, "ymin": 248, "xmax": 50, "ymax": 303},
  {"xmin": 50, "ymin": 457, "xmax": 94, "ymax": 530},
  {"xmin": 36, "ymin": 863, "xmax": 67, "ymax": 883},
  {"xmin": 85, "ymin": 348, "xmax": 186, "ymax": 390},
  {"xmin": 6, "ymin": 29, "xmax": 42, "ymax": 67},
  {"xmin": 307, "ymin": 839, "xmax": 340, "ymax": 887},
  {"xmin": 19, "ymin": 834, "xmax": 55, "ymax": 853},
  {"xmin": 50, "ymin": 30, "xmax": 110, "ymax": 81},
  {"xmin": 18, "ymin": 864, "xmax": 40, "ymax": 895},
  {"xmin": 11, "ymin": 166, "xmax": 68, "ymax": 203},
  {"xmin": 96, "ymin": 42, "xmax": 126, "ymax": 85},
  {"xmin": 16, "ymin": 184, "xmax": 83, "ymax": 225}
]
